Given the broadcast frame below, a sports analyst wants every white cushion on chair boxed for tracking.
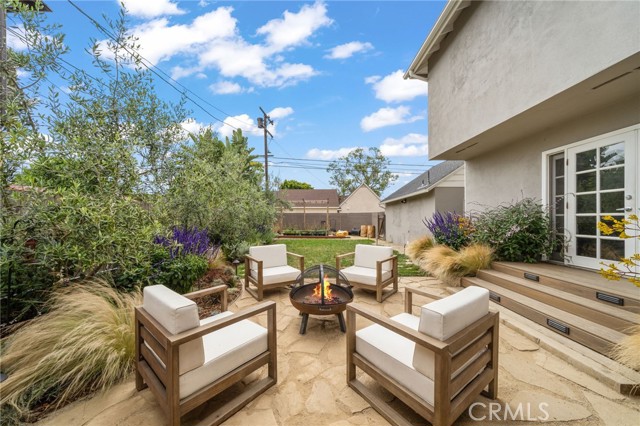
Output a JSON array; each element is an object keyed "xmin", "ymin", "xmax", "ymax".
[
  {"xmin": 413, "ymin": 286, "xmax": 489, "ymax": 380},
  {"xmin": 340, "ymin": 266, "xmax": 392, "ymax": 287},
  {"xmin": 356, "ymin": 313, "xmax": 435, "ymax": 405},
  {"xmin": 250, "ymin": 265, "xmax": 300, "ymax": 285},
  {"xmin": 142, "ymin": 285, "xmax": 203, "ymax": 375},
  {"xmin": 249, "ymin": 244, "xmax": 288, "ymax": 268},
  {"xmin": 353, "ymin": 245, "xmax": 393, "ymax": 270},
  {"xmin": 180, "ymin": 311, "xmax": 269, "ymax": 400}
]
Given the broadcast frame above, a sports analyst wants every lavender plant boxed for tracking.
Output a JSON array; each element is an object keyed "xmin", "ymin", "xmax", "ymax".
[
  {"xmin": 154, "ymin": 226, "xmax": 211, "ymax": 258},
  {"xmin": 423, "ymin": 211, "xmax": 473, "ymax": 250}
]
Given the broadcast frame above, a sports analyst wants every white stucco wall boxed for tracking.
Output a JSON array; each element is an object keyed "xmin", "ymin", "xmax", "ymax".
[
  {"xmin": 428, "ymin": 0, "xmax": 640, "ymax": 157},
  {"xmin": 464, "ymin": 97, "xmax": 639, "ymax": 210}
]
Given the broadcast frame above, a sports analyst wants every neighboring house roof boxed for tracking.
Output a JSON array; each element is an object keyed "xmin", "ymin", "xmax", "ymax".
[
  {"xmin": 276, "ymin": 189, "xmax": 340, "ymax": 208},
  {"xmin": 404, "ymin": 0, "xmax": 471, "ymax": 81},
  {"xmin": 338, "ymin": 184, "xmax": 379, "ymax": 208},
  {"xmin": 381, "ymin": 161, "xmax": 464, "ymax": 204}
]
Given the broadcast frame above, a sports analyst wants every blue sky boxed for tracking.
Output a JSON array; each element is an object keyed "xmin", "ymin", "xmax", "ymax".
[{"xmin": 9, "ymin": 0, "xmax": 446, "ymax": 197}]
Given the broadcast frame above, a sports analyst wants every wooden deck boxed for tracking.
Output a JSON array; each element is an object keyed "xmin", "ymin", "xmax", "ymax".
[{"xmin": 462, "ymin": 261, "xmax": 640, "ymax": 365}]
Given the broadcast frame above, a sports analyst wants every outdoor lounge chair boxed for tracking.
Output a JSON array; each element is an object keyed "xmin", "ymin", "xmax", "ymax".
[
  {"xmin": 245, "ymin": 244, "xmax": 304, "ymax": 301},
  {"xmin": 346, "ymin": 286, "xmax": 499, "ymax": 426},
  {"xmin": 135, "ymin": 284, "xmax": 277, "ymax": 426},
  {"xmin": 336, "ymin": 244, "xmax": 398, "ymax": 302}
]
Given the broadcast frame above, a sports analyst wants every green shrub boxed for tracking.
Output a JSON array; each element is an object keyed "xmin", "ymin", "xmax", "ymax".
[
  {"xmin": 154, "ymin": 254, "xmax": 208, "ymax": 294},
  {"xmin": 423, "ymin": 211, "xmax": 473, "ymax": 250},
  {"xmin": 472, "ymin": 198, "xmax": 553, "ymax": 263},
  {"xmin": 0, "ymin": 280, "xmax": 141, "ymax": 419}
]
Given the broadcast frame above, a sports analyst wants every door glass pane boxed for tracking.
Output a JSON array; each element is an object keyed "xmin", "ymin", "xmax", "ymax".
[
  {"xmin": 576, "ymin": 149, "xmax": 597, "ymax": 171},
  {"xmin": 576, "ymin": 171, "xmax": 596, "ymax": 192},
  {"xmin": 555, "ymin": 157, "xmax": 564, "ymax": 176},
  {"xmin": 600, "ymin": 239, "xmax": 624, "ymax": 261},
  {"xmin": 555, "ymin": 177, "xmax": 564, "ymax": 195},
  {"xmin": 576, "ymin": 216, "xmax": 596, "ymax": 235},
  {"xmin": 555, "ymin": 196, "xmax": 564, "ymax": 214},
  {"xmin": 600, "ymin": 215, "xmax": 625, "ymax": 237},
  {"xmin": 600, "ymin": 142, "xmax": 624, "ymax": 167},
  {"xmin": 600, "ymin": 168, "xmax": 624, "ymax": 190},
  {"xmin": 600, "ymin": 191, "xmax": 624, "ymax": 213},
  {"xmin": 577, "ymin": 194, "xmax": 596, "ymax": 213},
  {"xmin": 576, "ymin": 237, "xmax": 597, "ymax": 258}
]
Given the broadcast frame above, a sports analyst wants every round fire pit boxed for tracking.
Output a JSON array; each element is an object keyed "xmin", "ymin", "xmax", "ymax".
[{"xmin": 290, "ymin": 265, "xmax": 353, "ymax": 334}]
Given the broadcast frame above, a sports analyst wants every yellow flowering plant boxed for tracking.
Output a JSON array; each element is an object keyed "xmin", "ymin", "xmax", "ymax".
[{"xmin": 597, "ymin": 214, "xmax": 639, "ymax": 287}]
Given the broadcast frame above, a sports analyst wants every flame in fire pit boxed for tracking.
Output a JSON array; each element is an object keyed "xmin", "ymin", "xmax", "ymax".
[{"xmin": 312, "ymin": 274, "xmax": 332, "ymax": 299}]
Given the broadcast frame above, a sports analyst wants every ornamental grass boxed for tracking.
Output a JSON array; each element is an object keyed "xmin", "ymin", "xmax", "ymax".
[
  {"xmin": 406, "ymin": 236, "xmax": 435, "ymax": 262},
  {"xmin": 0, "ymin": 279, "xmax": 141, "ymax": 418},
  {"xmin": 611, "ymin": 325, "xmax": 640, "ymax": 371},
  {"xmin": 419, "ymin": 243, "xmax": 493, "ymax": 286}
]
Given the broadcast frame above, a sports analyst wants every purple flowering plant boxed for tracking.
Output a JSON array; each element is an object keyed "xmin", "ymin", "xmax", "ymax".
[
  {"xmin": 423, "ymin": 211, "xmax": 473, "ymax": 251},
  {"xmin": 154, "ymin": 226, "xmax": 211, "ymax": 259}
]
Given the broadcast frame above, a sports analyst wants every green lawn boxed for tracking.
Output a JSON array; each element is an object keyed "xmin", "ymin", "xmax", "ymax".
[{"xmin": 239, "ymin": 238, "xmax": 425, "ymax": 277}]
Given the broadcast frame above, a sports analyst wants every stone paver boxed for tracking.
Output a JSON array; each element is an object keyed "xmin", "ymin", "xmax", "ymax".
[{"xmin": 36, "ymin": 277, "xmax": 640, "ymax": 426}]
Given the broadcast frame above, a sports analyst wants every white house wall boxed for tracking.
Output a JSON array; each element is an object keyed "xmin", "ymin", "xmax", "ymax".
[
  {"xmin": 465, "ymin": 96, "xmax": 639, "ymax": 210},
  {"xmin": 427, "ymin": 0, "xmax": 640, "ymax": 158},
  {"xmin": 340, "ymin": 186, "xmax": 384, "ymax": 213}
]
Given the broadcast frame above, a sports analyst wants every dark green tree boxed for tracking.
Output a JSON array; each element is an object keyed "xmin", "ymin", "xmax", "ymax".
[
  {"xmin": 280, "ymin": 179, "xmax": 314, "ymax": 190},
  {"xmin": 327, "ymin": 147, "xmax": 397, "ymax": 196}
]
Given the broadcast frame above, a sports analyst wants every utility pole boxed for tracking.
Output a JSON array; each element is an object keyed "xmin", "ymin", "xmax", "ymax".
[{"xmin": 256, "ymin": 106, "xmax": 273, "ymax": 193}]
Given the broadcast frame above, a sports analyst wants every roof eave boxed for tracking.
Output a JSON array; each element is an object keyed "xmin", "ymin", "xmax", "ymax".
[{"xmin": 404, "ymin": 0, "xmax": 472, "ymax": 81}]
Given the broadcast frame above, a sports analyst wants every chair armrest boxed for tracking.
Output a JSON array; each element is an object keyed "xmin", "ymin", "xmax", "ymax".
[
  {"xmin": 184, "ymin": 284, "xmax": 228, "ymax": 312},
  {"xmin": 347, "ymin": 303, "xmax": 447, "ymax": 353},
  {"xmin": 336, "ymin": 252, "xmax": 355, "ymax": 270},
  {"xmin": 287, "ymin": 252, "xmax": 305, "ymax": 271},
  {"xmin": 244, "ymin": 255, "xmax": 263, "ymax": 273},
  {"xmin": 170, "ymin": 301, "xmax": 276, "ymax": 346},
  {"xmin": 404, "ymin": 287, "xmax": 441, "ymax": 314}
]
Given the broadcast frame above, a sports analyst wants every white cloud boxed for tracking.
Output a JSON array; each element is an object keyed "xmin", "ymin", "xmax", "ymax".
[
  {"xmin": 181, "ymin": 118, "xmax": 207, "ymax": 135},
  {"xmin": 215, "ymin": 114, "xmax": 264, "ymax": 139},
  {"xmin": 366, "ymin": 69, "xmax": 428, "ymax": 103},
  {"xmin": 209, "ymin": 80, "xmax": 245, "ymax": 95},
  {"xmin": 16, "ymin": 69, "xmax": 29, "ymax": 79},
  {"xmin": 269, "ymin": 107, "xmax": 294, "ymax": 119},
  {"xmin": 7, "ymin": 27, "xmax": 28, "ymax": 51},
  {"xmin": 120, "ymin": 0, "xmax": 185, "ymax": 18},
  {"xmin": 380, "ymin": 134, "xmax": 429, "ymax": 156},
  {"xmin": 306, "ymin": 147, "xmax": 359, "ymax": 160},
  {"xmin": 325, "ymin": 41, "xmax": 373, "ymax": 59},
  {"xmin": 127, "ymin": 8, "xmax": 237, "ymax": 64},
  {"xmin": 256, "ymin": 1, "xmax": 333, "ymax": 52},
  {"xmin": 360, "ymin": 106, "xmax": 424, "ymax": 132}
]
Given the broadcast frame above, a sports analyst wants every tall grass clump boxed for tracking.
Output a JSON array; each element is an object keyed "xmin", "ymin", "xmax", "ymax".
[
  {"xmin": 473, "ymin": 198, "xmax": 553, "ymax": 263},
  {"xmin": 0, "ymin": 279, "xmax": 141, "ymax": 418},
  {"xmin": 419, "ymin": 244, "xmax": 493, "ymax": 286},
  {"xmin": 611, "ymin": 326, "xmax": 640, "ymax": 371},
  {"xmin": 406, "ymin": 236, "xmax": 435, "ymax": 262}
]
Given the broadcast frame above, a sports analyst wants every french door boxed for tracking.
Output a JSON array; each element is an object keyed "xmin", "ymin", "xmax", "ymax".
[{"xmin": 566, "ymin": 130, "xmax": 638, "ymax": 269}]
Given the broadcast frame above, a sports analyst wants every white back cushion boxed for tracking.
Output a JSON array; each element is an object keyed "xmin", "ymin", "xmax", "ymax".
[
  {"xmin": 353, "ymin": 245, "xmax": 393, "ymax": 270},
  {"xmin": 249, "ymin": 244, "xmax": 288, "ymax": 269},
  {"xmin": 413, "ymin": 286, "xmax": 489, "ymax": 379},
  {"xmin": 143, "ymin": 285, "xmax": 204, "ymax": 375}
]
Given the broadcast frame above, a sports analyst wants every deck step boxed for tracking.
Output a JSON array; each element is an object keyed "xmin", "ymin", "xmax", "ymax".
[
  {"xmin": 476, "ymin": 269, "xmax": 639, "ymax": 334},
  {"xmin": 462, "ymin": 277, "xmax": 627, "ymax": 356},
  {"xmin": 492, "ymin": 262, "xmax": 640, "ymax": 313}
]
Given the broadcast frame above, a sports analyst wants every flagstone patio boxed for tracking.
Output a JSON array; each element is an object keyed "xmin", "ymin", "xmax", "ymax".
[{"xmin": 36, "ymin": 277, "xmax": 640, "ymax": 426}]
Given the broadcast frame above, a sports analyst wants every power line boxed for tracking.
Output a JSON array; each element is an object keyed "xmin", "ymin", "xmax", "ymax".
[
  {"xmin": 272, "ymin": 155, "xmax": 436, "ymax": 168},
  {"xmin": 66, "ymin": 0, "xmax": 238, "ymax": 129}
]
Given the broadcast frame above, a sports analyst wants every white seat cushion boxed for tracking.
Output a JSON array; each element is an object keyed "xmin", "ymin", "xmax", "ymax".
[
  {"xmin": 353, "ymin": 245, "xmax": 393, "ymax": 270},
  {"xmin": 180, "ymin": 311, "xmax": 268, "ymax": 400},
  {"xmin": 356, "ymin": 313, "xmax": 435, "ymax": 405},
  {"xmin": 250, "ymin": 265, "xmax": 300, "ymax": 285},
  {"xmin": 143, "ymin": 285, "xmax": 203, "ymax": 375},
  {"xmin": 249, "ymin": 244, "xmax": 288, "ymax": 268},
  {"xmin": 413, "ymin": 286, "xmax": 489, "ymax": 379},
  {"xmin": 341, "ymin": 265, "xmax": 392, "ymax": 287}
]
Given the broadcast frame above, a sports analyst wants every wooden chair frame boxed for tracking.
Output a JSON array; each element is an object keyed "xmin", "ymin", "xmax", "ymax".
[
  {"xmin": 244, "ymin": 251, "xmax": 304, "ymax": 301},
  {"xmin": 346, "ymin": 287, "xmax": 499, "ymax": 426},
  {"xmin": 336, "ymin": 251, "xmax": 398, "ymax": 302},
  {"xmin": 135, "ymin": 285, "xmax": 277, "ymax": 426}
]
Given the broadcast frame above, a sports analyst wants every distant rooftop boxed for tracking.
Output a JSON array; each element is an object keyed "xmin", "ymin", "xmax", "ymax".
[{"xmin": 382, "ymin": 161, "xmax": 464, "ymax": 203}]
